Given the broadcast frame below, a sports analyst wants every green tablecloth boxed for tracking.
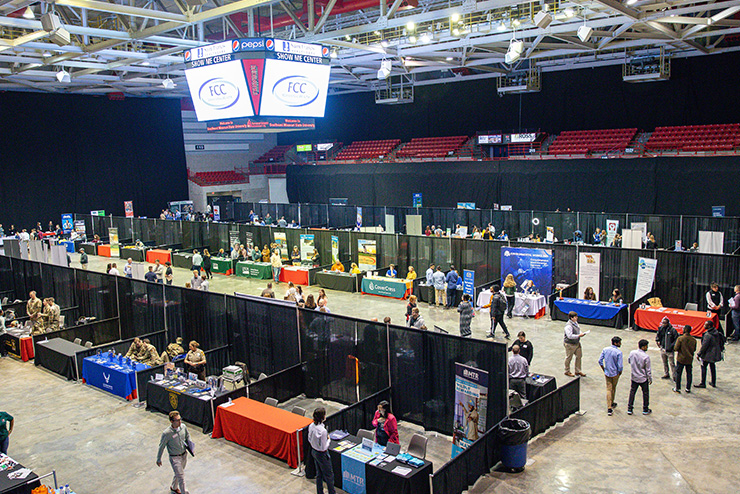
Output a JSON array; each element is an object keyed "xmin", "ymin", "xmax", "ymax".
[
  {"xmin": 210, "ymin": 257, "xmax": 234, "ymax": 274},
  {"xmin": 235, "ymin": 261, "xmax": 272, "ymax": 279},
  {"xmin": 361, "ymin": 276, "xmax": 411, "ymax": 299}
]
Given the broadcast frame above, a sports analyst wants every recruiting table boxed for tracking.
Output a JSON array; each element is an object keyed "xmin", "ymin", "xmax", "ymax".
[
  {"xmin": 327, "ymin": 435, "xmax": 433, "ymax": 494},
  {"xmin": 2, "ymin": 332, "xmax": 34, "ymax": 361},
  {"xmin": 552, "ymin": 298, "xmax": 628, "ymax": 328},
  {"xmin": 235, "ymin": 261, "xmax": 272, "ymax": 279},
  {"xmin": 634, "ymin": 307, "xmax": 718, "ymax": 337},
  {"xmin": 280, "ymin": 266, "xmax": 310, "ymax": 285},
  {"xmin": 80, "ymin": 242, "xmax": 97, "ymax": 255},
  {"xmin": 361, "ymin": 276, "xmax": 412, "ymax": 300},
  {"xmin": 314, "ymin": 271, "xmax": 359, "ymax": 292},
  {"xmin": 146, "ymin": 379, "xmax": 234, "ymax": 434},
  {"xmin": 526, "ymin": 374, "xmax": 557, "ymax": 402},
  {"xmin": 210, "ymin": 257, "xmax": 234, "ymax": 275},
  {"xmin": 476, "ymin": 291, "xmax": 547, "ymax": 318},
  {"xmin": 119, "ymin": 246, "xmax": 146, "ymax": 262},
  {"xmin": 146, "ymin": 249, "xmax": 171, "ymax": 265},
  {"xmin": 97, "ymin": 244, "xmax": 111, "ymax": 257},
  {"xmin": 212, "ymin": 397, "xmax": 312, "ymax": 468},
  {"xmin": 172, "ymin": 252, "xmax": 193, "ymax": 269},
  {"xmin": 0, "ymin": 454, "xmax": 40, "ymax": 494},
  {"xmin": 81, "ymin": 355, "xmax": 149, "ymax": 400},
  {"xmin": 59, "ymin": 240, "xmax": 76, "ymax": 253},
  {"xmin": 34, "ymin": 338, "xmax": 86, "ymax": 380}
]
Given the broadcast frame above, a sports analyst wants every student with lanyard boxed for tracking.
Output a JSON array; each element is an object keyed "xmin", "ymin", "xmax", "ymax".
[
  {"xmin": 308, "ymin": 408, "xmax": 336, "ymax": 494},
  {"xmin": 386, "ymin": 264, "xmax": 397, "ymax": 278}
]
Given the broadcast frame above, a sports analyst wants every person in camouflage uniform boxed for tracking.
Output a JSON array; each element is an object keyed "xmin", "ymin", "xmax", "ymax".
[
  {"xmin": 26, "ymin": 291, "xmax": 44, "ymax": 335},
  {"xmin": 125, "ymin": 338, "xmax": 147, "ymax": 361},
  {"xmin": 160, "ymin": 337, "xmax": 185, "ymax": 363},
  {"xmin": 139, "ymin": 338, "xmax": 162, "ymax": 367}
]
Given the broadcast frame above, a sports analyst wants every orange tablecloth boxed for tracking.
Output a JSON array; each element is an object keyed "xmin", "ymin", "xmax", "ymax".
[
  {"xmin": 634, "ymin": 307, "xmax": 719, "ymax": 337},
  {"xmin": 212, "ymin": 397, "xmax": 312, "ymax": 468},
  {"xmin": 146, "ymin": 249, "xmax": 171, "ymax": 264},
  {"xmin": 280, "ymin": 266, "xmax": 309, "ymax": 286},
  {"xmin": 97, "ymin": 244, "xmax": 111, "ymax": 257}
]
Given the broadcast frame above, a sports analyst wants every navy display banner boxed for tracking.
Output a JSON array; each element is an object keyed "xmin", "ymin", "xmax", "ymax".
[{"xmin": 501, "ymin": 247, "xmax": 553, "ymax": 295}]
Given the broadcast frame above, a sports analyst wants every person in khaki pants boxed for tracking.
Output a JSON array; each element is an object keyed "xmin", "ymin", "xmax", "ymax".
[
  {"xmin": 432, "ymin": 266, "xmax": 446, "ymax": 307},
  {"xmin": 598, "ymin": 336, "xmax": 623, "ymax": 416},
  {"xmin": 563, "ymin": 312, "xmax": 587, "ymax": 377}
]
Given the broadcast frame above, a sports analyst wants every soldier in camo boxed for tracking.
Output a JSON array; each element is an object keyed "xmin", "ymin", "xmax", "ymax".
[
  {"xmin": 160, "ymin": 337, "xmax": 185, "ymax": 363},
  {"xmin": 26, "ymin": 291, "xmax": 44, "ymax": 335}
]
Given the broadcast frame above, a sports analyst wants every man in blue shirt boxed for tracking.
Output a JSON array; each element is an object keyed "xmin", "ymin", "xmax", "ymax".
[
  {"xmin": 425, "ymin": 263, "xmax": 436, "ymax": 305},
  {"xmin": 445, "ymin": 266, "xmax": 460, "ymax": 309},
  {"xmin": 598, "ymin": 336, "xmax": 623, "ymax": 416}
]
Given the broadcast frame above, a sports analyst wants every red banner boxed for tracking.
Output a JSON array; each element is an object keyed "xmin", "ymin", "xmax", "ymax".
[{"xmin": 124, "ymin": 201, "xmax": 134, "ymax": 218}]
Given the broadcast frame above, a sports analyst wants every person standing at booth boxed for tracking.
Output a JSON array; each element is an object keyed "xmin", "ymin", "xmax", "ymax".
[
  {"xmin": 425, "ymin": 263, "xmax": 436, "ymax": 305},
  {"xmin": 730, "ymin": 285, "xmax": 740, "ymax": 342},
  {"xmin": 445, "ymin": 266, "xmax": 460, "ymax": 308},
  {"xmin": 705, "ymin": 282, "xmax": 724, "ymax": 333},
  {"xmin": 372, "ymin": 400, "xmax": 399, "ymax": 446},
  {"xmin": 271, "ymin": 249, "xmax": 283, "ymax": 284},
  {"xmin": 185, "ymin": 340, "xmax": 207, "ymax": 381},
  {"xmin": 27, "ymin": 291, "xmax": 43, "ymax": 335},
  {"xmin": 308, "ymin": 407, "xmax": 336, "ymax": 494},
  {"xmin": 564, "ymin": 311, "xmax": 587, "ymax": 378},
  {"xmin": 503, "ymin": 274, "xmax": 517, "ymax": 318},
  {"xmin": 0, "ymin": 410, "xmax": 13, "ymax": 455},
  {"xmin": 695, "ymin": 321, "xmax": 725, "ymax": 388},
  {"xmin": 432, "ymin": 266, "xmax": 446, "ymax": 308}
]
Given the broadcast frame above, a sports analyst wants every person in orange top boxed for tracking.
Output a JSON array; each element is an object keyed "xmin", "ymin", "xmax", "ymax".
[{"xmin": 331, "ymin": 260, "xmax": 345, "ymax": 272}]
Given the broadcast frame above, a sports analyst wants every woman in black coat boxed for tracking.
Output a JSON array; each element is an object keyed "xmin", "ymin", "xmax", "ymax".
[{"xmin": 696, "ymin": 321, "xmax": 725, "ymax": 388}]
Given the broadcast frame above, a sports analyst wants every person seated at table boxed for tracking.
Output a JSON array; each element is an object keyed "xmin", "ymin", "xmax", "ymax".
[
  {"xmin": 372, "ymin": 400, "xmax": 399, "ymax": 447},
  {"xmin": 593, "ymin": 228, "xmax": 602, "ymax": 244},
  {"xmin": 311, "ymin": 248, "xmax": 321, "ymax": 267},
  {"xmin": 184, "ymin": 340, "xmax": 207, "ymax": 381},
  {"xmin": 609, "ymin": 289, "xmax": 623, "ymax": 304},
  {"xmin": 160, "ymin": 337, "xmax": 185, "ymax": 363},
  {"xmin": 261, "ymin": 245, "xmax": 270, "ymax": 263},
  {"xmin": 509, "ymin": 331, "xmax": 534, "ymax": 364},
  {"xmin": 424, "ymin": 225, "xmax": 432, "ymax": 236},
  {"xmin": 125, "ymin": 338, "xmax": 146, "ymax": 361},
  {"xmin": 508, "ymin": 344, "xmax": 529, "ymax": 399},
  {"xmin": 405, "ymin": 266, "xmax": 417, "ymax": 280},
  {"xmin": 284, "ymin": 282, "xmax": 297, "ymax": 301},
  {"xmin": 523, "ymin": 280, "xmax": 537, "ymax": 294},
  {"xmin": 134, "ymin": 239, "xmax": 145, "ymax": 248},
  {"xmin": 330, "ymin": 259, "xmax": 345, "ymax": 272},
  {"xmin": 584, "ymin": 287, "xmax": 597, "ymax": 301},
  {"xmin": 291, "ymin": 246, "xmax": 301, "ymax": 266},
  {"xmin": 93, "ymin": 234, "xmax": 101, "ymax": 243},
  {"xmin": 251, "ymin": 245, "xmax": 262, "ymax": 262},
  {"xmin": 295, "ymin": 286, "xmax": 305, "ymax": 305},
  {"xmin": 645, "ymin": 234, "xmax": 658, "ymax": 249},
  {"xmin": 350, "ymin": 262, "xmax": 361, "ymax": 275},
  {"xmin": 139, "ymin": 338, "xmax": 162, "ymax": 367},
  {"xmin": 386, "ymin": 264, "xmax": 397, "ymax": 278},
  {"xmin": 689, "ymin": 242, "xmax": 699, "ymax": 252}
]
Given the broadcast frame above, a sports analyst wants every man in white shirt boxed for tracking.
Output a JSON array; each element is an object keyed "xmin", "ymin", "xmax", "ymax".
[
  {"xmin": 190, "ymin": 271, "xmax": 202, "ymax": 290},
  {"xmin": 156, "ymin": 411, "xmax": 191, "ymax": 494},
  {"xmin": 425, "ymin": 263, "xmax": 436, "ymax": 305},
  {"xmin": 108, "ymin": 263, "xmax": 120, "ymax": 276},
  {"xmin": 123, "ymin": 259, "xmax": 133, "ymax": 278},
  {"xmin": 307, "ymin": 407, "xmax": 336, "ymax": 494},
  {"xmin": 191, "ymin": 250, "xmax": 203, "ymax": 273},
  {"xmin": 18, "ymin": 229, "xmax": 30, "ymax": 242}
]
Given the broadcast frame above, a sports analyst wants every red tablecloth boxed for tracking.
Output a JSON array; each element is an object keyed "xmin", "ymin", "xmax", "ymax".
[
  {"xmin": 634, "ymin": 307, "xmax": 719, "ymax": 337},
  {"xmin": 146, "ymin": 249, "xmax": 171, "ymax": 264},
  {"xmin": 97, "ymin": 244, "xmax": 111, "ymax": 257},
  {"xmin": 20, "ymin": 336, "xmax": 34, "ymax": 361},
  {"xmin": 280, "ymin": 266, "xmax": 309, "ymax": 286},
  {"xmin": 212, "ymin": 397, "xmax": 312, "ymax": 468}
]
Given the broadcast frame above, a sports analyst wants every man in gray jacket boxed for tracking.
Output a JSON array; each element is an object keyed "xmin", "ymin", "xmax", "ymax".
[
  {"xmin": 564, "ymin": 311, "xmax": 587, "ymax": 377},
  {"xmin": 627, "ymin": 339, "xmax": 652, "ymax": 415},
  {"xmin": 656, "ymin": 317, "xmax": 678, "ymax": 381}
]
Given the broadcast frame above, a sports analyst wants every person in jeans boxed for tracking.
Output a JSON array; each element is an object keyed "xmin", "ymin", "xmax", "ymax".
[
  {"xmin": 655, "ymin": 317, "xmax": 678, "ymax": 381},
  {"xmin": 627, "ymin": 339, "xmax": 652, "ymax": 415},
  {"xmin": 445, "ymin": 266, "xmax": 460, "ymax": 308},
  {"xmin": 695, "ymin": 321, "xmax": 725, "ymax": 388},
  {"xmin": 425, "ymin": 263, "xmax": 436, "ymax": 305},
  {"xmin": 270, "ymin": 248, "xmax": 282, "ymax": 283},
  {"xmin": 308, "ymin": 407, "xmax": 336, "ymax": 494},
  {"xmin": 508, "ymin": 345, "xmax": 529, "ymax": 398},
  {"xmin": 598, "ymin": 336, "xmax": 623, "ymax": 416},
  {"xmin": 502, "ymin": 274, "xmax": 517, "ymax": 318},
  {"xmin": 563, "ymin": 312, "xmax": 587, "ymax": 377},
  {"xmin": 729, "ymin": 285, "xmax": 740, "ymax": 342},
  {"xmin": 191, "ymin": 249, "xmax": 203, "ymax": 273},
  {"xmin": 673, "ymin": 325, "xmax": 697, "ymax": 393},
  {"xmin": 0, "ymin": 411, "xmax": 13, "ymax": 455},
  {"xmin": 483, "ymin": 285, "xmax": 510, "ymax": 339}
]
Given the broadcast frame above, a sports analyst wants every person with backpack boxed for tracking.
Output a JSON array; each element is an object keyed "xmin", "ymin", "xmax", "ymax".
[
  {"xmin": 695, "ymin": 320, "xmax": 725, "ymax": 388},
  {"xmin": 483, "ymin": 284, "xmax": 510, "ymax": 339}
]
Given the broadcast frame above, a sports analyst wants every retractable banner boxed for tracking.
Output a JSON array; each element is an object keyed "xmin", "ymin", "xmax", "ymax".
[
  {"xmin": 606, "ymin": 219, "xmax": 619, "ymax": 246},
  {"xmin": 229, "ymin": 230, "xmax": 240, "ymax": 250},
  {"xmin": 274, "ymin": 232, "xmax": 288, "ymax": 260},
  {"xmin": 357, "ymin": 239, "xmax": 377, "ymax": 271},
  {"xmin": 109, "ymin": 227, "xmax": 120, "ymax": 257},
  {"xmin": 331, "ymin": 235, "xmax": 339, "ymax": 264},
  {"xmin": 578, "ymin": 252, "xmax": 601, "ymax": 301},
  {"xmin": 61, "ymin": 214, "xmax": 73, "ymax": 234},
  {"xmin": 356, "ymin": 207, "xmax": 362, "ymax": 229},
  {"xmin": 124, "ymin": 201, "xmax": 134, "ymax": 218},
  {"xmin": 463, "ymin": 269, "xmax": 475, "ymax": 298},
  {"xmin": 501, "ymin": 247, "xmax": 553, "ymax": 295},
  {"xmin": 634, "ymin": 257, "xmax": 657, "ymax": 301},
  {"xmin": 213, "ymin": 205, "xmax": 221, "ymax": 221},
  {"xmin": 452, "ymin": 363, "xmax": 488, "ymax": 458},
  {"xmin": 300, "ymin": 234, "xmax": 315, "ymax": 261}
]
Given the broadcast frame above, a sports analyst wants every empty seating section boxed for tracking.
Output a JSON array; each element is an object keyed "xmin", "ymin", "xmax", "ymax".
[
  {"xmin": 254, "ymin": 145, "xmax": 293, "ymax": 163},
  {"xmin": 193, "ymin": 171, "xmax": 247, "ymax": 185},
  {"xmin": 646, "ymin": 123, "xmax": 740, "ymax": 152},
  {"xmin": 548, "ymin": 128, "xmax": 637, "ymax": 155},
  {"xmin": 396, "ymin": 136, "xmax": 468, "ymax": 158},
  {"xmin": 335, "ymin": 139, "xmax": 401, "ymax": 160}
]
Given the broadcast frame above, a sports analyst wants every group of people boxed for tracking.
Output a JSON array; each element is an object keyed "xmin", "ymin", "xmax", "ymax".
[
  {"xmin": 124, "ymin": 337, "xmax": 206, "ymax": 380},
  {"xmin": 26, "ymin": 291, "xmax": 61, "ymax": 335}
]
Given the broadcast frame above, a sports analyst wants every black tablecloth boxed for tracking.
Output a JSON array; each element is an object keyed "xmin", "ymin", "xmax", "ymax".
[
  {"xmin": 325, "ymin": 435, "xmax": 432, "ymax": 494},
  {"xmin": 146, "ymin": 380, "xmax": 235, "ymax": 434},
  {"xmin": 551, "ymin": 304, "xmax": 627, "ymax": 329},
  {"xmin": 34, "ymin": 338, "xmax": 86, "ymax": 380},
  {"xmin": 80, "ymin": 242, "xmax": 97, "ymax": 255},
  {"xmin": 0, "ymin": 458, "xmax": 39, "ymax": 494},
  {"xmin": 119, "ymin": 246, "xmax": 146, "ymax": 261},
  {"xmin": 172, "ymin": 252, "xmax": 193, "ymax": 269},
  {"xmin": 314, "ymin": 271, "xmax": 358, "ymax": 292},
  {"xmin": 526, "ymin": 374, "xmax": 557, "ymax": 402}
]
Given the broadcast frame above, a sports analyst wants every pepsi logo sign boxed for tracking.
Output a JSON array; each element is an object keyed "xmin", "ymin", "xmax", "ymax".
[
  {"xmin": 199, "ymin": 78, "xmax": 240, "ymax": 109},
  {"xmin": 266, "ymin": 39, "xmax": 274, "ymax": 50},
  {"xmin": 272, "ymin": 75, "xmax": 319, "ymax": 107},
  {"xmin": 184, "ymin": 50, "xmax": 191, "ymax": 61},
  {"xmin": 322, "ymin": 46, "xmax": 329, "ymax": 57},
  {"xmin": 241, "ymin": 39, "xmax": 265, "ymax": 50},
  {"xmin": 232, "ymin": 40, "xmax": 240, "ymax": 51}
]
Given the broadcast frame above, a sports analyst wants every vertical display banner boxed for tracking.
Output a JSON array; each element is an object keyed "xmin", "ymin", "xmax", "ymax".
[
  {"xmin": 501, "ymin": 247, "xmax": 553, "ymax": 295},
  {"xmin": 451, "ymin": 363, "xmax": 489, "ymax": 459},
  {"xmin": 274, "ymin": 232, "xmax": 288, "ymax": 260},
  {"xmin": 229, "ymin": 230, "xmax": 241, "ymax": 251},
  {"xmin": 634, "ymin": 257, "xmax": 658, "ymax": 301},
  {"xmin": 631, "ymin": 222, "xmax": 647, "ymax": 245},
  {"xmin": 577, "ymin": 252, "xmax": 601, "ymax": 300},
  {"xmin": 546, "ymin": 226, "xmax": 554, "ymax": 243},
  {"xmin": 331, "ymin": 235, "xmax": 339, "ymax": 264},
  {"xmin": 300, "ymin": 234, "xmax": 315, "ymax": 261},
  {"xmin": 109, "ymin": 227, "xmax": 120, "ymax": 257},
  {"xmin": 124, "ymin": 201, "xmax": 134, "ymax": 218},
  {"xmin": 61, "ymin": 214, "xmax": 73, "ymax": 234},
  {"xmin": 357, "ymin": 239, "xmax": 377, "ymax": 271},
  {"xmin": 73, "ymin": 220, "xmax": 86, "ymax": 236},
  {"xmin": 606, "ymin": 219, "xmax": 619, "ymax": 246},
  {"xmin": 463, "ymin": 270, "xmax": 475, "ymax": 299},
  {"xmin": 213, "ymin": 205, "xmax": 221, "ymax": 221},
  {"xmin": 356, "ymin": 207, "xmax": 363, "ymax": 229},
  {"xmin": 413, "ymin": 193, "xmax": 422, "ymax": 208}
]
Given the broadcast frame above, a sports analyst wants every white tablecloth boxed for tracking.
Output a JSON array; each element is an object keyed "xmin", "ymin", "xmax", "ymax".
[{"xmin": 475, "ymin": 290, "xmax": 546, "ymax": 317}]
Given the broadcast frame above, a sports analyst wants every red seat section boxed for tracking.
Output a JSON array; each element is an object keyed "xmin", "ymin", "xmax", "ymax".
[
  {"xmin": 548, "ymin": 128, "xmax": 637, "ymax": 155},
  {"xmin": 645, "ymin": 123, "xmax": 740, "ymax": 152},
  {"xmin": 193, "ymin": 171, "xmax": 247, "ymax": 185},
  {"xmin": 335, "ymin": 139, "xmax": 401, "ymax": 160},
  {"xmin": 395, "ymin": 136, "xmax": 468, "ymax": 158},
  {"xmin": 254, "ymin": 145, "xmax": 293, "ymax": 163}
]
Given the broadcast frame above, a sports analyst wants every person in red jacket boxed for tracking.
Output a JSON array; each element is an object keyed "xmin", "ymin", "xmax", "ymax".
[{"xmin": 371, "ymin": 400, "xmax": 399, "ymax": 446}]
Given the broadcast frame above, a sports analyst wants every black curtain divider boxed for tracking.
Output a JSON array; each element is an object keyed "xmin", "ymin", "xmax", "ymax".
[
  {"xmin": 0, "ymin": 255, "xmax": 13, "ymax": 298},
  {"xmin": 247, "ymin": 363, "xmax": 304, "ymax": 404},
  {"xmin": 32, "ymin": 317, "xmax": 121, "ymax": 349},
  {"xmin": 325, "ymin": 387, "xmax": 391, "ymax": 440},
  {"xmin": 164, "ymin": 285, "xmax": 229, "ymax": 352},
  {"xmin": 11, "ymin": 258, "xmax": 42, "ymax": 302},
  {"xmin": 117, "ymin": 278, "xmax": 165, "ymax": 340},
  {"xmin": 75, "ymin": 269, "xmax": 118, "ymax": 320}
]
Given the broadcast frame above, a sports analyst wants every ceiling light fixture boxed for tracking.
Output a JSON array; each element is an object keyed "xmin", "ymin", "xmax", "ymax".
[
  {"xmin": 377, "ymin": 59, "xmax": 392, "ymax": 80},
  {"xmin": 330, "ymin": 48, "xmax": 338, "ymax": 58},
  {"xmin": 406, "ymin": 21, "xmax": 415, "ymax": 31},
  {"xmin": 56, "ymin": 69, "xmax": 70, "ymax": 83},
  {"xmin": 512, "ymin": 19, "xmax": 521, "ymax": 27},
  {"xmin": 409, "ymin": 35, "xmax": 417, "ymax": 43},
  {"xmin": 497, "ymin": 22, "xmax": 507, "ymax": 32},
  {"xmin": 380, "ymin": 39, "xmax": 389, "ymax": 48},
  {"xmin": 451, "ymin": 13, "xmax": 460, "ymax": 23},
  {"xmin": 22, "ymin": 7, "xmax": 34, "ymax": 19},
  {"xmin": 162, "ymin": 78, "xmax": 176, "ymax": 89},
  {"xmin": 534, "ymin": 10, "xmax": 553, "ymax": 29},
  {"xmin": 626, "ymin": 0, "xmax": 637, "ymax": 4},
  {"xmin": 452, "ymin": 28, "xmax": 460, "ymax": 36},
  {"xmin": 505, "ymin": 39, "xmax": 524, "ymax": 64},
  {"xmin": 445, "ymin": 56, "xmax": 453, "ymax": 61},
  {"xmin": 564, "ymin": 7, "xmax": 575, "ymax": 18}
]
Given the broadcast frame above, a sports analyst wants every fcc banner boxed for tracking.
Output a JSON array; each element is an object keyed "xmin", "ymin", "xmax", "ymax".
[
  {"xmin": 452, "ymin": 362, "xmax": 489, "ymax": 458},
  {"xmin": 634, "ymin": 257, "xmax": 657, "ymax": 301},
  {"xmin": 501, "ymin": 247, "xmax": 553, "ymax": 295}
]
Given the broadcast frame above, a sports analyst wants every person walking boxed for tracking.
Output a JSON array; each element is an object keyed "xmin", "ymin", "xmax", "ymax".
[
  {"xmin": 655, "ymin": 317, "xmax": 678, "ymax": 381},
  {"xmin": 270, "ymin": 248, "xmax": 283, "ymax": 284},
  {"xmin": 695, "ymin": 321, "xmax": 725, "ymax": 388},
  {"xmin": 405, "ymin": 295, "xmax": 418, "ymax": 323},
  {"xmin": 483, "ymin": 285, "xmax": 510, "ymax": 339},
  {"xmin": 729, "ymin": 285, "xmax": 740, "ymax": 342},
  {"xmin": 79, "ymin": 248, "xmax": 89, "ymax": 270},
  {"xmin": 502, "ymin": 274, "xmax": 517, "ymax": 318},
  {"xmin": 202, "ymin": 249, "xmax": 212, "ymax": 279},
  {"xmin": 164, "ymin": 261, "xmax": 174, "ymax": 285},
  {"xmin": 627, "ymin": 339, "xmax": 652, "ymax": 415},
  {"xmin": 191, "ymin": 249, "xmax": 203, "ymax": 274},
  {"xmin": 598, "ymin": 336, "xmax": 623, "ymax": 416},
  {"xmin": 673, "ymin": 325, "xmax": 697, "ymax": 393},
  {"xmin": 457, "ymin": 293, "xmax": 475, "ymax": 337},
  {"xmin": 563, "ymin": 311, "xmax": 587, "ymax": 377},
  {"xmin": 432, "ymin": 266, "xmax": 446, "ymax": 308},
  {"xmin": 308, "ymin": 407, "xmax": 336, "ymax": 494},
  {"xmin": 0, "ymin": 410, "xmax": 13, "ymax": 455},
  {"xmin": 445, "ymin": 266, "xmax": 460, "ymax": 309},
  {"xmin": 156, "ymin": 411, "xmax": 192, "ymax": 494}
]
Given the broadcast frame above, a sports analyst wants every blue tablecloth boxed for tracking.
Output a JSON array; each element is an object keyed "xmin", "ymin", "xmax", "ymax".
[
  {"xmin": 59, "ymin": 240, "xmax": 75, "ymax": 253},
  {"xmin": 553, "ymin": 298, "xmax": 627, "ymax": 320},
  {"xmin": 82, "ymin": 356, "xmax": 149, "ymax": 399}
]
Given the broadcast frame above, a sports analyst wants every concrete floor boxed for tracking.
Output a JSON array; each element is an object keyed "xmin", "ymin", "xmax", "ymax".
[{"xmin": 2, "ymin": 253, "xmax": 739, "ymax": 493}]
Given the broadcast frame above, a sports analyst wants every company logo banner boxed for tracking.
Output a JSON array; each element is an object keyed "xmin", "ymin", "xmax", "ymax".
[
  {"xmin": 501, "ymin": 247, "xmax": 553, "ymax": 295},
  {"xmin": 452, "ymin": 362, "xmax": 488, "ymax": 458}
]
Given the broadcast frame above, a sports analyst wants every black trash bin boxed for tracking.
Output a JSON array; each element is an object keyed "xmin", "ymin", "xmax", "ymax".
[{"xmin": 497, "ymin": 418, "xmax": 531, "ymax": 471}]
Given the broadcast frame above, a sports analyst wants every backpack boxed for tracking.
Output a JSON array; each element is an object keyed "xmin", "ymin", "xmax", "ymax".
[{"xmin": 494, "ymin": 294, "xmax": 507, "ymax": 313}]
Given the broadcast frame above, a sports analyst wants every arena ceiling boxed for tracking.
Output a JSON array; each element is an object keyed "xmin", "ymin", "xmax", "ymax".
[{"xmin": 0, "ymin": 0, "xmax": 739, "ymax": 97}]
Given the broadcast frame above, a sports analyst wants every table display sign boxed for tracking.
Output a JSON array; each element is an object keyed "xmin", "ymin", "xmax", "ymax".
[
  {"xmin": 74, "ymin": 220, "xmax": 86, "ymax": 235},
  {"xmin": 577, "ymin": 252, "xmax": 601, "ymax": 301},
  {"xmin": 109, "ymin": 227, "xmax": 120, "ymax": 257},
  {"xmin": 501, "ymin": 247, "xmax": 553, "ymax": 296},
  {"xmin": 331, "ymin": 235, "xmax": 339, "ymax": 264},
  {"xmin": 634, "ymin": 257, "xmax": 657, "ymax": 301},
  {"xmin": 300, "ymin": 234, "xmax": 315, "ymax": 261},
  {"xmin": 341, "ymin": 442, "xmax": 385, "ymax": 494},
  {"xmin": 452, "ymin": 363, "xmax": 488, "ymax": 458},
  {"xmin": 546, "ymin": 226, "xmax": 554, "ymax": 242}
]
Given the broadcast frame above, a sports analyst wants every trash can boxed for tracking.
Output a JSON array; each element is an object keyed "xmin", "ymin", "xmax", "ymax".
[{"xmin": 497, "ymin": 418, "xmax": 531, "ymax": 472}]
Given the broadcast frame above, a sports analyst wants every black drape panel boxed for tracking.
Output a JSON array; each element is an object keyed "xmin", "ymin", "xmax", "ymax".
[
  {"xmin": 356, "ymin": 320, "xmax": 389, "ymax": 400},
  {"xmin": 75, "ymin": 270, "xmax": 117, "ymax": 320},
  {"xmin": 164, "ymin": 286, "xmax": 228, "ymax": 348},
  {"xmin": 11, "ymin": 258, "xmax": 42, "ymax": 301},
  {"xmin": 0, "ymin": 255, "xmax": 13, "ymax": 296},
  {"xmin": 389, "ymin": 326, "xmax": 425, "ymax": 425},
  {"xmin": 324, "ymin": 388, "xmax": 392, "ymax": 440},
  {"xmin": 49, "ymin": 265, "xmax": 76, "ymax": 309},
  {"xmin": 117, "ymin": 278, "xmax": 165, "ymax": 340},
  {"xmin": 247, "ymin": 364, "xmax": 304, "ymax": 404}
]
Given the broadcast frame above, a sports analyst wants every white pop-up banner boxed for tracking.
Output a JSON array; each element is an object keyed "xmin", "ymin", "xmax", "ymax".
[
  {"xmin": 578, "ymin": 252, "xmax": 601, "ymax": 300},
  {"xmin": 634, "ymin": 257, "xmax": 658, "ymax": 301},
  {"xmin": 606, "ymin": 219, "xmax": 619, "ymax": 246}
]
